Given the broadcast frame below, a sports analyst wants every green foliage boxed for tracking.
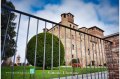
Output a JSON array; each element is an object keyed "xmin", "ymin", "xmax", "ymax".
[
  {"xmin": 1, "ymin": 0, "xmax": 16, "ymax": 60},
  {"xmin": 26, "ymin": 33, "xmax": 65, "ymax": 69},
  {"xmin": 1, "ymin": 66, "xmax": 107, "ymax": 79}
]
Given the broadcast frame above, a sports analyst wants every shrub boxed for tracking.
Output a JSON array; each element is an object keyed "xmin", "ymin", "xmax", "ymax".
[
  {"xmin": 72, "ymin": 58, "xmax": 80, "ymax": 63},
  {"xmin": 26, "ymin": 33, "xmax": 65, "ymax": 69}
]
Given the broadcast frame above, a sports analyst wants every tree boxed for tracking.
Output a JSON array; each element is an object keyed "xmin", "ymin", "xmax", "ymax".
[
  {"xmin": 1, "ymin": 0, "xmax": 16, "ymax": 65},
  {"xmin": 26, "ymin": 33, "xmax": 65, "ymax": 69}
]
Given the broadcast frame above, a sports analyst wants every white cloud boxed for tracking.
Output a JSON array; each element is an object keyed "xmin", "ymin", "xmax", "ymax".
[
  {"xmin": 34, "ymin": 0, "xmax": 118, "ymax": 34},
  {"xmin": 96, "ymin": 1, "xmax": 118, "ymax": 24},
  {"xmin": 12, "ymin": 0, "xmax": 118, "ymax": 62}
]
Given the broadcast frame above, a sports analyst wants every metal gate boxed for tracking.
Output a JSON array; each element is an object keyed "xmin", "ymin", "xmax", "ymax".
[{"xmin": 1, "ymin": 4, "xmax": 114, "ymax": 79}]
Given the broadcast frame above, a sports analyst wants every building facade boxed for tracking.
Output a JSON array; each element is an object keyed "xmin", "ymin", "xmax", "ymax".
[{"xmin": 47, "ymin": 13, "xmax": 107, "ymax": 67}]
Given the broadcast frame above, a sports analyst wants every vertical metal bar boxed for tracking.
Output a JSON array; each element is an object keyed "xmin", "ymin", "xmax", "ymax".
[
  {"xmin": 33, "ymin": 19, "xmax": 39, "ymax": 79},
  {"xmin": 100, "ymin": 40, "xmax": 104, "ymax": 79},
  {"xmin": 70, "ymin": 26, "xmax": 73, "ymax": 79},
  {"xmin": 11, "ymin": 13, "xmax": 21, "ymax": 79},
  {"xmin": 94, "ymin": 38, "xmax": 99, "ymax": 79},
  {"xmin": 98, "ymin": 39, "xmax": 103, "ymax": 79},
  {"xmin": 51, "ymin": 24, "xmax": 54, "ymax": 79},
  {"xmin": 100, "ymin": 40, "xmax": 105, "ymax": 79},
  {"xmin": 58, "ymin": 25, "xmax": 61, "ymax": 79},
  {"xmin": 106, "ymin": 41, "xmax": 111, "ymax": 78},
  {"xmin": 100, "ymin": 39, "xmax": 104, "ymax": 78},
  {"xmin": 75, "ymin": 31, "xmax": 78, "ymax": 79},
  {"xmin": 79, "ymin": 33, "xmax": 83, "ymax": 79},
  {"xmin": 88, "ymin": 35, "xmax": 93, "ymax": 79},
  {"xmin": 64, "ymin": 27, "xmax": 67, "ymax": 79},
  {"xmin": 42, "ymin": 22, "xmax": 47, "ymax": 79},
  {"xmin": 23, "ymin": 16, "xmax": 30, "ymax": 79},
  {"xmin": 83, "ymin": 34, "xmax": 88, "ymax": 79},
  {"xmin": 2, "ymin": 11, "xmax": 11, "ymax": 58},
  {"xmin": 92, "ymin": 37, "xmax": 96, "ymax": 79},
  {"xmin": 97, "ymin": 38, "xmax": 101, "ymax": 79},
  {"xmin": 103, "ymin": 41, "xmax": 108, "ymax": 79},
  {"xmin": 91, "ymin": 36, "xmax": 93, "ymax": 78}
]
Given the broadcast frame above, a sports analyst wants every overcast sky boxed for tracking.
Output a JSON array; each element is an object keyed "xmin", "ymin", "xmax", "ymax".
[{"xmin": 10, "ymin": 0, "xmax": 119, "ymax": 63}]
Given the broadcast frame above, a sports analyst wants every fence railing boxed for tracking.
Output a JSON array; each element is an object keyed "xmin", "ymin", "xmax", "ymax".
[{"xmin": 1, "ymin": 4, "xmax": 114, "ymax": 79}]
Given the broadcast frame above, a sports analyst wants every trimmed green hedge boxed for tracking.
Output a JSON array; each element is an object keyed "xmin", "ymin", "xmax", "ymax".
[{"xmin": 26, "ymin": 33, "xmax": 65, "ymax": 69}]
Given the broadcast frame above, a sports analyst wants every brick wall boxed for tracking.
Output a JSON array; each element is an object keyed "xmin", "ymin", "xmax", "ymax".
[{"xmin": 104, "ymin": 33, "xmax": 119, "ymax": 79}]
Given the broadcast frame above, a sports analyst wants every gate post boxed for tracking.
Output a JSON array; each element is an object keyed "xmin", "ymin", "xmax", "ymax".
[
  {"xmin": 104, "ymin": 41, "xmax": 113, "ymax": 79},
  {"xmin": 109, "ymin": 42, "xmax": 119, "ymax": 79},
  {"xmin": 105, "ymin": 41, "xmax": 119, "ymax": 79}
]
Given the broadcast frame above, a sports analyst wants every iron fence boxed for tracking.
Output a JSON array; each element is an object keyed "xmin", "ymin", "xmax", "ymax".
[{"xmin": 1, "ymin": 4, "xmax": 114, "ymax": 79}]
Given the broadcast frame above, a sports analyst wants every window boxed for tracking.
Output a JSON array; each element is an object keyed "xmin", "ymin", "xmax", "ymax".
[
  {"xmin": 72, "ymin": 35, "xmax": 74, "ymax": 39},
  {"xmin": 72, "ymin": 54, "xmax": 74, "ymax": 58},
  {"xmin": 73, "ymin": 26, "xmax": 75, "ymax": 29},
  {"xmin": 64, "ymin": 14, "xmax": 66, "ymax": 18},
  {"xmin": 72, "ymin": 44, "xmax": 74, "ymax": 50},
  {"xmin": 88, "ymin": 49, "xmax": 90, "ymax": 55},
  {"xmin": 80, "ymin": 33, "xmax": 83, "ymax": 36}
]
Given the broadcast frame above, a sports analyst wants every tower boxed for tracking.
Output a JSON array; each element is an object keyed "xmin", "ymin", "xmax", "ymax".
[
  {"xmin": 61, "ymin": 13, "xmax": 74, "ymax": 23},
  {"xmin": 16, "ymin": 55, "xmax": 20, "ymax": 64},
  {"xmin": 88, "ymin": 26, "xmax": 104, "ymax": 38}
]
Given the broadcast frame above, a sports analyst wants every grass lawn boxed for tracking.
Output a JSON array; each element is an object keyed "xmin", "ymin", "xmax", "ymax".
[{"xmin": 1, "ymin": 66, "xmax": 107, "ymax": 79}]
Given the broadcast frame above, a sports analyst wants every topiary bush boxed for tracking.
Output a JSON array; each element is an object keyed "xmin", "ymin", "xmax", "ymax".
[{"xmin": 26, "ymin": 33, "xmax": 65, "ymax": 69}]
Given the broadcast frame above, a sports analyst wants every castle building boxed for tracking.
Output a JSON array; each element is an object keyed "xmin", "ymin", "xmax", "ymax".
[{"xmin": 47, "ymin": 13, "xmax": 106, "ymax": 67}]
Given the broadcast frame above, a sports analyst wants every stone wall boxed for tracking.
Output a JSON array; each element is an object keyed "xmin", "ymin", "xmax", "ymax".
[{"xmin": 104, "ymin": 33, "xmax": 119, "ymax": 79}]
